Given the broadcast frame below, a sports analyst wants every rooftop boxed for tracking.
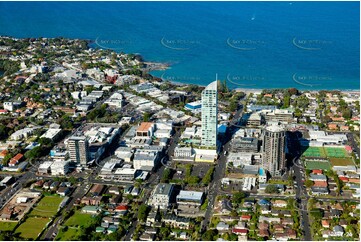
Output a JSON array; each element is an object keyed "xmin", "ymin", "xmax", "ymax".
[
  {"xmin": 177, "ymin": 190, "xmax": 204, "ymax": 201},
  {"xmin": 137, "ymin": 122, "xmax": 154, "ymax": 132}
]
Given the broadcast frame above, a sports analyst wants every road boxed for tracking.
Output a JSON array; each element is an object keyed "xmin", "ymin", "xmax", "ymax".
[
  {"xmin": 201, "ymin": 106, "xmax": 244, "ymax": 231},
  {"xmin": 42, "ymin": 182, "xmax": 89, "ymax": 240}
]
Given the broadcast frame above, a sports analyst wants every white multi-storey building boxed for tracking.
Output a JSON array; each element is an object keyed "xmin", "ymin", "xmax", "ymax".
[{"xmin": 201, "ymin": 80, "xmax": 218, "ymax": 148}]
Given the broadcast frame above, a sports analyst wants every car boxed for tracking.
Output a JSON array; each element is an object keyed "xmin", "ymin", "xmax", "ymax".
[{"xmin": 224, "ymin": 151, "xmax": 228, "ymax": 155}]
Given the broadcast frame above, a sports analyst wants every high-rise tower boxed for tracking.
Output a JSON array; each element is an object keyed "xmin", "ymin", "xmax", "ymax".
[{"xmin": 201, "ymin": 79, "xmax": 218, "ymax": 148}]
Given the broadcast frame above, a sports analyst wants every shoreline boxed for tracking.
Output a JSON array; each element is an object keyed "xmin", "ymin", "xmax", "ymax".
[{"xmin": 1, "ymin": 35, "xmax": 359, "ymax": 93}]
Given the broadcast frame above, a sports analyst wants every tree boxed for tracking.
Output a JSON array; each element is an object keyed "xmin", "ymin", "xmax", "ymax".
[
  {"xmin": 202, "ymin": 229, "xmax": 218, "ymax": 241},
  {"xmin": 305, "ymin": 180, "xmax": 314, "ymax": 188},
  {"xmin": 265, "ymin": 185, "xmax": 279, "ymax": 194},
  {"xmin": 232, "ymin": 191, "xmax": 246, "ymax": 204},
  {"xmin": 202, "ymin": 166, "xmax": 215, "ymax": 185},
  {"xmin": 342, "ymin": 109, "xmax": 352, "ymax": 119},
  {"xmin": 138, "ymin": 204, "xmax": 149, "ymax": 221},
  {"xmin": 310, "ymin": 208, "xmax": 323, "ymax": 219},
  {"xmin": 143, "ymin": 112, "xmax": 151, "ymax": 122},
  {"xmin": 161, "ymin": 168, "xmax": 172, "ymax": 183}
]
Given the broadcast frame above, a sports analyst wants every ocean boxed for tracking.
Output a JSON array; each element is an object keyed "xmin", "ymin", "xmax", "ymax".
[{"xmin": 0, "ymin": 1, "xmax": 359, "ymax": 90}]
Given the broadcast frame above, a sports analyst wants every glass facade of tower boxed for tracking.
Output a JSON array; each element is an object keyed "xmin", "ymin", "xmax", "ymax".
[{"xmin": 201, "ymin": 81, "xmax": 218, "ymax": 148}]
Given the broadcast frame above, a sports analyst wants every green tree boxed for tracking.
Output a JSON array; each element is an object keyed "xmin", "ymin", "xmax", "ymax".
[
  {"xmin": 305, "ymin": 180, "xmax": 314, "ymax": 188},
  {"xmin": 232, "ymin": 191, "xmax": 246, "ymax": 204},
  {"xmin": 143, "ymin": 112, "xmax": 151, "ymax": 122},
  {"xmin": 202, "ymin": 229, "xmax": 218, "ymax": 241},
  {"xmin": 265, "ymin": 185, "xmax": 279, "ymax": 194},
  {"xmin": 138, "ymin": 204, "xmax": 149, "ymax": 221}
]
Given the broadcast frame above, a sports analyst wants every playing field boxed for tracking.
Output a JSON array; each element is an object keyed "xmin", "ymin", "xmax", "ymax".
[
  {"xmin": 305, "ymin": 160, "xmax": 332, "ymax": 170},
  {"xmin": 30, "ymin": 196, "xmax": 63, "ymax": 217},
  {"xmin": 329, "ymin": 157, "xmax": 354, "ymax": 166},
  {"xmin": 302, "ymin": 147, "xmax": 326, "ymax": 158},
  {"xmin": 64, "ymin": 210, "xmax": 95, "ymax": 227},
  {"xmin": 55, "ymin": 227, "xmax": 78, "ymax": 241},
  {"xmin": 15, "ymin": 217, "xmax": 50, "ymax": 240},
  {"xmin": 324, "ymin": 147, "xmax": 349, "ymax": 158},
  {"xmin": 0, "ymin": 221, "xmax": 18, "ymax": 231}
]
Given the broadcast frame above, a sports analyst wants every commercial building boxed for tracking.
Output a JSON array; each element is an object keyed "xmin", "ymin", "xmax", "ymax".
[
  {"xmin": 50, "ymin": 160, "xmax": 70, "ymax": 175},
  {"xmin": 148, "ymin": 183, "xmax": 174, "ymax": 210},
  {"xmin": 262, "ymin": 123, "xmax": 286, "ymax": 177},
  {"xmin": 136, "ymin": 122, "xmax": 155, "ymax": 137},
  {"xmin": 201, "ymin": 80, "xmax": 218, "ymax": 148},
  {"xmin": 185, "ymin": 101, "xmax": 202, "ymax": 112},
  {"xmin": 265, "ymin": 109, "xmax": 294, "ymax": 124},
  {"xmin": 231, "ymin": 137, "xmax": 259, "ymax": 153},
  {"xmin": 176, "ymin": 190, "xmax": 204, "ymax": 209},
  {"xmin": 40, "ymin": 128, "xmax": 62, "ymax": 141},
  {"xmin": 67, "ymin": 136, "xmax": 89, "ymax": 165},
  {"xmin": 133, "ymin": 149, "xmax": 160, "ymax": 171}
]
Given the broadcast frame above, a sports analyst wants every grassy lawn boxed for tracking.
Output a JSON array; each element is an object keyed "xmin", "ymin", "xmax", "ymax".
[
  {"xmin": 15, "ymin": 217, "xmax": 50, "ymax": 240},
  {"xmin": 64, "ymin": 210, "xmax": 94, "ymax": 227},
  {"xmin": 30, "ymin": 196, "xmax": 64, "ymax": 217},
  {"xmin": 306, "ymin": 160, "xmax": 331, "ymax": 170},
  {"xmin": 55, "ymin": 227, "xmax": 78, "ymax": 241},
  {"xmin": 0, "ymin": 221, "xmax": 18, "ymax": 231},
  {"xmin": 329, "ymin": 157, "xmax": 354, "ymax": 166}
]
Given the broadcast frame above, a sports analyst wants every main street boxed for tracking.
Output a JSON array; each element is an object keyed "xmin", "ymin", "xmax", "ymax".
[{"xmin": 202, "ymin": 104, "xmax": 244, "ymax": 231}]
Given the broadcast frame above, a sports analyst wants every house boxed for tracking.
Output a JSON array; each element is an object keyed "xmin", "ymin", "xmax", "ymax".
[
  {"xmin": 108, "ymin": 186, "xmax": 120, "ymax": 195},
  {"xmin": 162, "ymin": 214, "xmax": 190, "ymax": 229},
  {"xmin": 328, "ymin": 123, "xmax": 338, "ymax": 130},
  {"xmin": 90, "ymin": 184, "xmax": 105, "ymax": 196},
  {"xmin": 281, "ymin": 218, "xmax": 294, "ymax": 225},
  {"xmin": 272, "ymin": 200, "xmax": 288, "ymax": 208},
  {"xmin": 259, "ymin": 229, "xmax": 269, "ymax": 237},
  {"xmin": 274, "ymin": 224, "xmax": 284, "ymax": 232},
  {"xmin": 146, "ymin": 210, "xmax": 160, "ymax": 226},
  {"xmin": 333, "ymin": 225, "xmax": 344, "ymax": 236},
  {"xmin": 81, "ymin": 205, "xmax": 101, "ymax": 214},
  {"xmin": 139, "ymin": 233, "xmax": 155, "ymax": 241},
  {"xmin": 96, "ymin": 227, "xmax": 105, "ymax": 233},
  {"xmin": 115, "ymin": 204, "xmax": 129, "ymax": 216},
  {"xmin": 57, "ymin": 187, "xmax": 71, "ymax": 196},
  {"xmin": 321, "ymin": 219, "xmax": 330, "ymax": 228},
  {"xmin": 240, "ymin": 215, "xmax": 251, "ymax": 221},
  {"xmin": 81, "ymin": 196, "xmax": 102, "ymax": 206},
  {"xmin": 216, "ymin": 222, "xmax": 230, "ymax": 231},
  {"xmin": 232, "ymin": 228, "xmax": 248, "ymax": 236},
  {"xmin": 9, "ymin": 153, "xmax": 24, "ymax": 166}
]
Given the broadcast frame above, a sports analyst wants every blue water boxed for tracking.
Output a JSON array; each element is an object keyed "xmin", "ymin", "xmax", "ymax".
[{"xmin": 0, "ymin": 1, "xmax": 359, "ymax": 90}]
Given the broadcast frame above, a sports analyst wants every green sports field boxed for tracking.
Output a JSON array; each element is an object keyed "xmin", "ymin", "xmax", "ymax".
[
  {"xmin": 15, "ymin": 217, "xmax": 50, "ymax": 240},
  {"xmin": 324, "ymin": 147, "xmax": 349, "ymax": 158},
  {"xmin": 30, "ymin": 196, "xmax": 63, "ymax": 217},
  {"xmin": 305, "ymin": 160, "xmax": 332, "ymax": 170},
  {"xmin": 302, "ymin": 147, "xmax": 326, "ymax": 158},
  {"xmin": 0, "ymin": 221, "xmax": 18, "ymax": 231},
  {"xmin": 64, "ymin": 210, "xmax": 95, "ymax": 227},
  {"xmin": 302, "ymin": 146, "xmax": 349, "ymax": 159}
]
